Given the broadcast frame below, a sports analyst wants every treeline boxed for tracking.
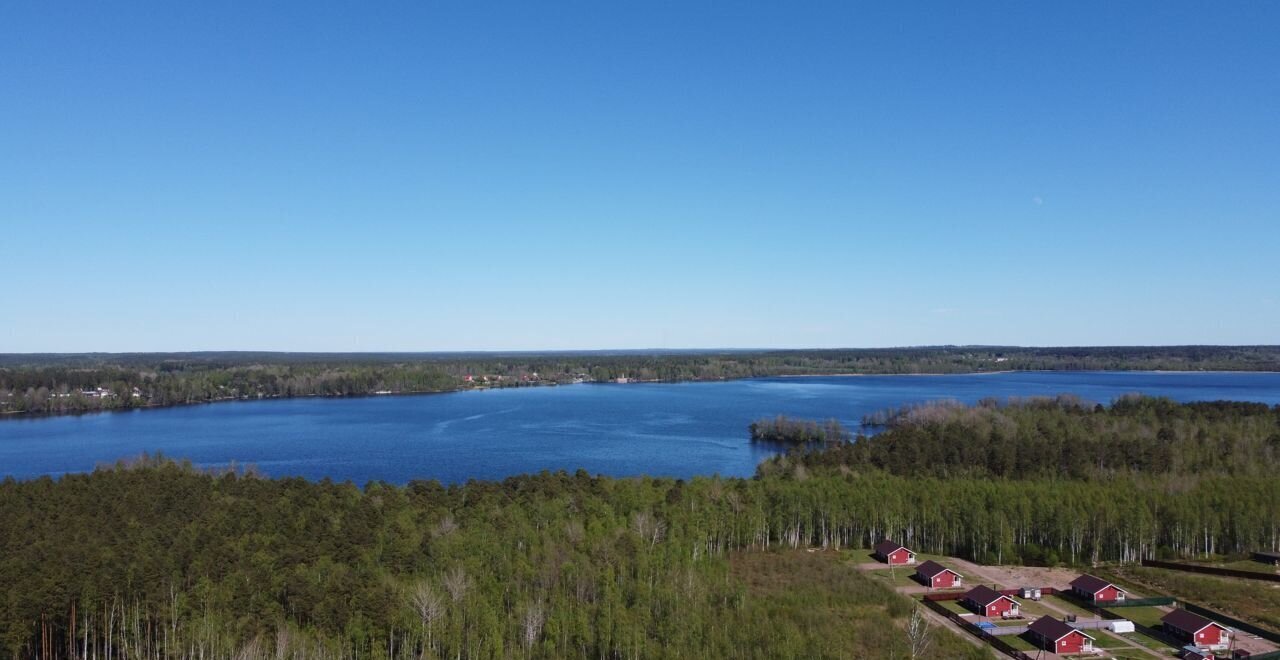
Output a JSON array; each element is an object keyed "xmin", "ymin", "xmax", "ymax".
[
  {"xmin": 0, "ymin": 459, "xmax": 986, "ymax": 660},
  {"xmin": 4, "ymin": 345, "xmax": 1279, "ymax": 417},
  {"xmin": 803, "ymin": 395, "xmax": 1280, "ymax": 479},
  {"xmin": 2, "ymin": 458, "xmax": 1277, "ymax": 658},
  {"xmin": 749, "ymin": 415, "xmax": 851, "ymax": 446},
  {"xmin": 4, "ymin": 398, "xmax": 1280, "ymax": 657}
]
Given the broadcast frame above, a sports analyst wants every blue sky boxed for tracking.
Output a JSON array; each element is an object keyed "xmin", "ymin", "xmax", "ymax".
[{"xmin": 2, "ymin": 1, "xmax": 1277, "ymax": 352}]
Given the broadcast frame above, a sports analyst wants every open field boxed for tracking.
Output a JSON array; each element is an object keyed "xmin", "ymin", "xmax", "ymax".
[{"xmin": 730, "ymin": 550, "xmax": 988, "ymax": 658}]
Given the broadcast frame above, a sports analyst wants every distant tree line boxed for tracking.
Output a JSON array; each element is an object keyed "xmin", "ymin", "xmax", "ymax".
[
  {"xmin": 3, "ymin": 345, "xmax": 1278, "ymax": 418},
  {"xmin": 799, "ymin": 395, "xmax": 1280, "ymax": 479}
]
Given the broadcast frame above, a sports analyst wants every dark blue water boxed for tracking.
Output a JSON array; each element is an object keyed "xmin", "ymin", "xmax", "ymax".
[{"xmin": 2, "ymin": 371, "xmax": 1279, "ymax": 484}]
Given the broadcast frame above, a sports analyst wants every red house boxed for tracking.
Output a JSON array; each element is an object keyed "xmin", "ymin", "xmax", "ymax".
[
  {"xmin": 915, "ymin": 560, "xmax": 963, "ymax": 589},
  {"xmin": 961, "ymin": 585, "xmax": 1020, "ymax": 618},
  {"xmin": 873, "ymin": 539, "xmax": 916, "ymax": 565},
  {"xmin": 1028, "ymin": 615, "xmax": 1095, "ymax": 654},
  {"xmin": 1069, "ymin": 574, "xmax": 1127, "ymax": 602},
  {"xmin": 1162, "ymin": 609, "xmax": 1231, "ymax": 650}
]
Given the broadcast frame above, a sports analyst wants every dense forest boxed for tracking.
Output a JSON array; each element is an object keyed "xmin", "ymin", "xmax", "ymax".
[
  {"xmin": 1, "ymin": 397, "xmax": 1278, "ymax": 658},
  {"xmin": 0, "ymin": 460, "xmax": 989, "ymax": 660},
  {"xmin": 3, "ymin": 345, "xmax": 1279, "ymax": 417},
  {"xmin": 817, "ymin": 395, "xmax": 1280, "ymax": 478}
]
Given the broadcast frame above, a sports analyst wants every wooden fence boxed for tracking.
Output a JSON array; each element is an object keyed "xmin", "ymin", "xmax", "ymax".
[
  {"xmin": 919, "ymin": 598, "xmax": 1034, "ymax": 660},
  {"xmin": 1142, "ymin": 558, "xmax": 1280, "ymax": 583},
  {"xmin": 1095, "ymin": 596, "xmax": 1175, "ymax": 607}
]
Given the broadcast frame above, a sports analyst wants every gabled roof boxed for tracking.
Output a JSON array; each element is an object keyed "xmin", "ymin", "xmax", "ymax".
[
  {"xmin": 916, "ymin": 560, "xmax": 962, "ymax": 580},
  {"xmin": 1161, "ymin": 609, "xmax": 1228, "ymax": 635},
  {"xmin": 1028, "ymin": 615, "xmax": 1094, "ymax": 642},
  {"xmin": 874, "ymin": 539, "xmax": 911, "ymax": 556},
  {"xmin": 1070, "ymin": 574, "xmax": 1123, "ymax": 595},
  {"xmin": 963, "ymin": 585, "xmax": 1015, "ymax": 607}
]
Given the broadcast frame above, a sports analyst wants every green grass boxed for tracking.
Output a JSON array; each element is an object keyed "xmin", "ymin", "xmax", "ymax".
[
  {"xmin": 729, "ymin": 550, "xmax": 988, "ymax": 659},
  {"xmin": 1098, "ymin": 649, "xmax": 1157, "ymax": 659},
  {"xmin": 1002, "ymin": 634, "xmax": 1038, "ymax": 651},
  {"xmin": 865, "ymin": 567, "xmax": 924, "ymax": 588},
  {"xmin": 1090, "ymin": 632, "xmax": 1129, "ymax": 649},
  {"xmin": 1119, "ymin": 630, "xmax": 1178, "ymax": 655},
  {"xmin": 1042, "ymin": 593, "xmax": 1096, "ymax": 617},
  {"xmin": 1106, "ymin": 565, "xmax": 1280, "ymax": 632},
  {"xmin": 937, "ymin": 599, "xmax": 974, "ymax": 615},
  {"xmin": 1196, "ymin": 558, "xmax": 1280, "ymax": 574},
  {"xmin": 1113, "ymin": 605, "xmax": 1168, "ymax": 628}
]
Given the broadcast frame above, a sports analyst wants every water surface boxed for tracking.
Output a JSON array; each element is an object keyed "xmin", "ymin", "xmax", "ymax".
[{"xmin": 2, "ymin": 371, "xmax": 1278, "ymax": 484}]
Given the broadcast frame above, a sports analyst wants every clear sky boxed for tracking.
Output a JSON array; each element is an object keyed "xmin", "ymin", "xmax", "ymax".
[{"xmin": 2, "ymin": 2, "xmax": 1277, "ymax": 352}]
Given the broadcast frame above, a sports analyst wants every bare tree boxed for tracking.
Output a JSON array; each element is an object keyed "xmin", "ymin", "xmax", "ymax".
[
  {"xmin": 905, "ymin": 605, "xmax": 935, "ymax": 660},
  {"xmin": 432, "ymin": 514, "xmax": 458, "ymax": 539},
  {"xmin": 410, "ymin": 580, "xmax": 444, "ymax": 655},
  {"xmin": 631, "ymin": 511, "xmax": 666, "ymax": 547},
  {"xmin": 442, "ymin": 566, "xmax": 471, "ymax": 603},
  {"xmin": 521, "ymin": 600, "xmax": 546, "ymax": 653}
]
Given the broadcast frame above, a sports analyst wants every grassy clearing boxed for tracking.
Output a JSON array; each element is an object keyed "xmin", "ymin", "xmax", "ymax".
[
  {"xmin": 1104, "ymin": 565, "xmax": 1280, "ymax": 632},
  {"xmin": 1097, "ymin": 649, "xmax": 1154, "ymax": 659},
  {"xmin": 1119, "ymin": 630, "xmax": 1178, "ymax": 654},
  {"xmin": 729, "ymin": 550, "xmax": 988, "ymax": 659},
  {"xmin": 1002, "ymin": 634, "xmax": 1038, "ymax": 651},
  {"xmin": 937, "ymin": 599, "xmax": 974, "ymax": 615},
  {"xmin": 1042, "ymin": 593, "xmax": 1096, "ymax": 617},
  {"xmin": 1113, "ymin": 605, "xmax": 1167, "ymax": 628},
  {"xmin": 865, "ymin": 566, "xmax": 926, "ymax": 588},
  {"xmin": 1090, "ymin": 632, "xmax": 1129, "ymax": 649}
]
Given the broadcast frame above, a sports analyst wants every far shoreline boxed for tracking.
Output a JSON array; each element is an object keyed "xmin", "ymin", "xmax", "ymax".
[{"xmin": 5, "ymin": 367, "xmax": 1280, "ymax": 421}]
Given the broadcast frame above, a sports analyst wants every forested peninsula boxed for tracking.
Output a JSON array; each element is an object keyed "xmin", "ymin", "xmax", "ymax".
[
  {"xmin": 2, "ymin": 396, "xmax": 1278, "ymax": 658},
  {"xmin": 3, "ymin": 345, "xmax": 1278, "ymax": 418}
]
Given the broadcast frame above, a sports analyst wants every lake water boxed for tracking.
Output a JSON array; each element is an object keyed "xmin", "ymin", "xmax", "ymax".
[{"xmin": 2, "ymin": 371, "xmax": 1279, "ymax": 484}]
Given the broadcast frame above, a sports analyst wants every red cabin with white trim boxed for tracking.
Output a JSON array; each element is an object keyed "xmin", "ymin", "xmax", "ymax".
[{"xmin": 873, "ymin": 539, "xmax": 916, "ymax": 565}]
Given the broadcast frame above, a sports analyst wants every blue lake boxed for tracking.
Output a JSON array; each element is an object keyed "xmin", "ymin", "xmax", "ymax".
[{"xmin": 2, "ymin": 371, "xmax": 1279, "ymax": 484}]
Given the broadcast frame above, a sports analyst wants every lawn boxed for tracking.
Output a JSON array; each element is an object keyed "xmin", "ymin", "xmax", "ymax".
[
  {"xmin": 1118, "ymin": 630, "xmax": 1179, "ymax": 655},
  {"xmin": 1090, "ymin": 632, "xmax": 1129, "ymax": 649},
  {"xmin": 1199, "ymin": 558, "xmax": 1280, "ymax": 574},
  {"xmin": 1098, "ymin": 649, "xmax": 1157, "ymax": 659},
  {"xmin": 1002, "ymin": 634, "xmax": 1038, "ymax": 652},
  {"xmin": 936, "ymin": 599, "xmax": 974, "ymax": 615},
  {"xmin": 1041, "ymin": 593, "xmax": 1097, "ymax": 617},
  {"xmin": 865, "ymin": 567, "xmax": 925, "ymax": 588},
  {"xmin": 1113, "ymin": 605, "xmax": 1167, "ymax": 628}
]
